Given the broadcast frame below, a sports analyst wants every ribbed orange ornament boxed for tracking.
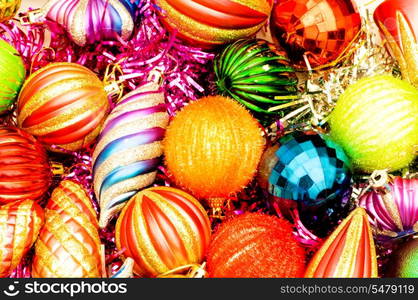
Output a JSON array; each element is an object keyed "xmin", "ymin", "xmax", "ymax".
[
  {"xmin": 156, "ymin": 0, "xmax": 273, "ymax": 48},
  {"xmin": 304, "ymin": 208, "xmax": 378, "ymax": 278},
  {"xmin": 207, "ymin": 213, "xmax": 306, "ymax": 278},
  {"xmin": 0, "ymin": 125, "xmax": 52, "ymax": 204},
  {"xmin": 32, "ymin": 180, "xmax": 102, "ymax": 278},
  {"xmin": 17, "ymin": 62, "xmax": 109, "ymax": 152},
  {"xmin": 163, "ymin": 96, "xmax": 264, "ymax": 207},
  {"xmin": 0, "ymin": 199, "xmax": 44, "ymax": 278},
  {"xmin": 115, "ymin": 186, "xmax": 211, "ymax": 277}
]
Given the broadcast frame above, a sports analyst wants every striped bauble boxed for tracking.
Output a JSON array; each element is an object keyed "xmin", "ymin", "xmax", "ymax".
[
  {"xmin": 155, "ymin": 0, "xmax": 273, "ymax": 47},
  {"xmin": 0, "ymin": 39, "xmax": 25, "ymax": 114},
  {"xmin": 41, "ymin": 0, "xmax": 142, "ymax": 46},
  {"xmin": 93, "ymin": 83, "xmax": 169, "ymax": 228},
  {"xmin": 305, "ymin": 208, "xmax": 378, "ymax": 278},
  {"xmin": 32, "ymin": 180, "xmax": 102, "ymax": 278},
  {"xmin": 329, "ymin": 75, "xmax": 418, "ymax": 172},
  {"xmin": 0, "ymin": 125, "xmax": 51, "ymax": 204},
  {"xmin": 17, "ymin": 62, "xmax": 109, "ymax": 152},
  {"xmin": 0, "ymin": 199, "xmax": 44, "ymax": 278},
  {"xmin": 115, "ymin": 186, "xmax": 211, "ymax": 277}
]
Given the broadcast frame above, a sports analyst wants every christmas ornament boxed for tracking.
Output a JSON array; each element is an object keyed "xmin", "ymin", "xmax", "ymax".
[
  {"xmin": 0, "ymin": 0, "xmax": 21, "ymax": 23},
  {"xmin": 155, "ymin": 0, "xmax": 273, "ymax": 48},
  {"xmin": 214, "ymin": 38, "xmax": 298, "ymax": 123},
  {"xmin": 93, "ymin": 83, "xmax": 169, "ymax": 228},
  {"xmin": 359, "ymin": 177, "xmax": 418, "ymax": 238},
  {"xmin": 32, "ymin": 180, "xmax": 102, "ymax": 278},
  {"xmin": 0, "ymin": 126, "xmax": 51, "ymax": 204},
  {"xmin": 329, "ymin": 75, "xmax": 418, "ymax": 172},
  {"xmin": 29, "ymin": 0, "xmax": 142, "ymax": 46},
  {"xmin": 0, "ymin": 200, "xmax": 44, "ymax": 278},
  {"xmin": 207, "ymin": 213, "xmax": 306, "ymax": 278},
  {"xmin": 386, "ymin": 238, "xmax": 418, "ymax": 278},
  {"xmin": 115, "ymin": 186, "xmax": 211, "ymax": 277},
  {"xmin": 263, "ymin": 131, "xmax": 352, "ymax": 207},
  {"xmin": 374, "ymin": 0, "xmax": 418, "ymax": 87},
  {"xmin": 163, "ymin": 95, "xmax": 264, "ymax": 211},
  {"xmin": 270, "ymin": 0, "xmax": 361, "ymax": 68},
  {"xmin": 17, "ymin": 62, "xmax": 110, "ymax": 152},
  {"xmin": 0, "ymin": 38, "xmax": 25, "ymax": 114},
  {"xmin": 305, "ymin": 208, "xmax": 378, "ymax": 278}
]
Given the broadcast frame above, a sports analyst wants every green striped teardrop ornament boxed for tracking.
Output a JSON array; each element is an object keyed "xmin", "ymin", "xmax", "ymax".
[
  {"xmin": 329, "ymin": 75, "xmax": 418, "ymax": 172},
  {"xmin": 0, "ymin": 39, "xmax": 25, "ymax": 115},
  {"xmin": 214, "ymin": 39, "xmax": 298, "ymax": 124}
]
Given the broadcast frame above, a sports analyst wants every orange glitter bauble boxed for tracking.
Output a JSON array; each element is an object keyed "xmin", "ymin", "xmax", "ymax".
[
  {"xmin": 163, "ymin": 96, "xmax": 264, "ymax": 201},
  {"xmin": 207, "ymin": 213, "xmax": 306, "ymax": 278}
]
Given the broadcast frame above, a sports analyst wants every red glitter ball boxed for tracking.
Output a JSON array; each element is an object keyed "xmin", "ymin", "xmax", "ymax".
[
  {"xmin": 270, "ymin": 0, "xmax": 361, "ymax": 68},
  {"xmin": 207, "ymin": 213, "xmax": 306, "ymax": 278}
]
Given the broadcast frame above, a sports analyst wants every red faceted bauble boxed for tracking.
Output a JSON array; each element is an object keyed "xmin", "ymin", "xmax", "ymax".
[
  {"xmin": 0, "ymin": 126, "xmax": 52, "ymax": 204},
  {"xmin": 207, "ymin": 213, "xmax": 306, "ymax": 278},
  {"xmin": 270, "ymin": 0, "xmax": 361, "ymax": 68}
]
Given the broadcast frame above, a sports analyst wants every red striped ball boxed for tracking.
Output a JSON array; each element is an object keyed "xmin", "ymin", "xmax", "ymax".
[
  {"xmin": 32, "ymin": 180, "xmax": 102, "ymax": 278},
  {"xmin": 0, "ymin": 125, "xmax": 51, "ymax": 204},
  {"xmin": 17, "ymin": 62, "xmax": 109, "ymax": 152},
  {"xmin": 0, "ymin": 199, "xmax": 44, "ymax": 278},
  {"xmin": 156, "ymin": 0, "xmax": 273, "ymax": 48},
  {"xmin": 115, "ymin": 186, "xmax": 211, "ymax": 277},
  {"xmin": 207, "ymin": 213, "xmax": 306, "ymax": 278}
]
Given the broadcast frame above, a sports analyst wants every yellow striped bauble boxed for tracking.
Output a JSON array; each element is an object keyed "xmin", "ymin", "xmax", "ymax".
[
  {"xmin": 329, "ymin": 75, "xmax": 418, "ymax": 172},
  {"xmin": 115, "ymin": 186, "xmax": 211, "ymax": 277},
  {"xmin": 32, "ymin": 180, "xmax": 102, "ymax": 278}
]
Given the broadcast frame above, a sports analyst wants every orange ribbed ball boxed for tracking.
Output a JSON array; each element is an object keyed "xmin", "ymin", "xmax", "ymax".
[{"xmin": 163, "ymin": 96, "xmax": 264, "ymax": 200}]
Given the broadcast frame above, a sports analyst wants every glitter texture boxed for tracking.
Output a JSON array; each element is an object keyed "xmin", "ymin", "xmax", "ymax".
[
  {"xmin": 0, "ymin": 39, "xmax": 25, "ymax": 114},
  {"xmin": 32, "ymin": 180, "xmax": 102, "ymax": 278},
  {"xmin": 329, "ymin": 75, "xmax": 418, "ymax": 172},
  {"xmin": 17, "ymin": 62, "xmax": 109, "ymax": 152},
  {"xmin": 93, "ymin": 83, "xmax": 169, "ymax": 228},
  {"xmin": 115, "ymin": 186, "xmax": 211, "ymax": 277},
  {"xmin": 163, "ymin": 95, "xmax": 265, "ymax": 201},
  {"xmin": 207, "ymin": 213, "xmax": 306, "ymax": 278},
  {"xmin": 305, "ymin": 208, "xmax": 378, "ymax": 278},
  {"xmin": 43, "ymin": 0, "xmax": 142, "ymax": 46}
]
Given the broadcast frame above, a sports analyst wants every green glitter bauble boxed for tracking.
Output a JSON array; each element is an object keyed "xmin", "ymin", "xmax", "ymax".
[
  {"xmin": 0, "ymin": 38, "xmax": 25, "ymax": 114},
  {"xmin": 329, "ymin": 75, "xmax": 418, "ymax": 172}
]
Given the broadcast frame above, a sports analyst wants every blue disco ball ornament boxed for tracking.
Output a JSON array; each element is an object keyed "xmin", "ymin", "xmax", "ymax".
[{"xmin": 267, "ymin": 131, "xmax": 352, "ymax": 207}]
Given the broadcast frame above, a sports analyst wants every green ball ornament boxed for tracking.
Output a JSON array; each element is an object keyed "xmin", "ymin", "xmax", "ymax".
[
  {"xmin": 214, "ymin": 39, "xmax": 298, "ymax": 124},
  {"xmin": 329, "ymin": 75, "xmax": 418, "ymax": 172},
  {"xmin": 0, "ymin": 38, "xmax": 25, "ymax": 115},
  {"xmin": 387, "ymin": 239, "xmax": 418, "ymax": 278}
]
